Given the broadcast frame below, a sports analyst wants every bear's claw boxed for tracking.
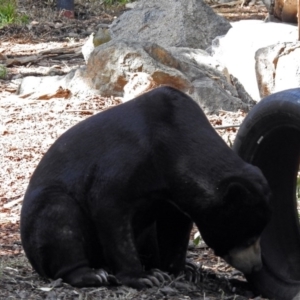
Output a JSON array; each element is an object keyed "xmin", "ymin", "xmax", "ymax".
[
  {"xmin": 136, "ymin": 269, "xmax": 171, "ymax": 288},
  {"xmin": 95, "ymin": 269, "xmax": 109, "ymax": 284},
  {"xmin": 184, "ymin": 260, "xmax": 202, "ymax": 284}
]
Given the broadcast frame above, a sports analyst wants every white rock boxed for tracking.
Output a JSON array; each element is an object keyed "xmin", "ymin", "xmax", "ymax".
[
  {"xmin": 211, "ymin": 20, "xmax": 298, "ymax": 100},
  {"xmin": 256, "ymin": 42, "xmax": 300, "ymax": 97}
]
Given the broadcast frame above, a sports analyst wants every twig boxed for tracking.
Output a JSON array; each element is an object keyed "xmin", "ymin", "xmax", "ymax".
[
  {"xmin": 3, "ymin": 197, "xmax": 23, "ymax": 209},
  {"xmin": 65, "ymin": 110, "xmax": 96, "ymax": 113},
  {"xmin": 213, "ymin": 125, "xmax": 241, "ymax": 129}
]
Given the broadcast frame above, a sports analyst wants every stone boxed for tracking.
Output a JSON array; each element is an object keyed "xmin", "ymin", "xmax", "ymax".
[
  {"xmin": 82, "ymin": 33, "xmax": 95, "ymax": 64},
  {"xmin": 18, "ymin": 40, "xmax": 254, "ymax": 114},
  {"xmin": 167, "ymin": 46, "xmax": 255, "ymax": 111},
  {"xmin": 82, "ymin": 26, "xmax": 112, "ymax": 64},
  {"xmin": 82, "ymin": 39, "xmax": 252, "ymax": 114},
  {"xmin": 93, "ymin": 27, "xmax": 111, "ymax": 47},
  {"xmin": 275, "ymin": 0, "xmax": 297, "ymax": 23},
  {"xmin": 18, "ymin": 75, "xmax": 64, "ymax": 96},
  {"xmin": 264, "ymin": 0, "xmax": 298, "ymax": 23},
  {"xmin": 123, "ymin": 72, "xmax": 156, "ymax": 101},
  {"xmin": 210, "ymin": 20, "xmax": 298, "ymax": 100},
  {"xmin": 110, "ymin": 0, "xmax": 231, "ymax": 50},
  {"xmin": 17, "ymin": 67, "xmax": 95, "ymax": 100},
  {"xmin": 85, "ymin": 40, "xmax": 191, "ymax": 97},
  {"xmin": 255, "ymin": 42, "xmax": 300, "ymax": 98}
]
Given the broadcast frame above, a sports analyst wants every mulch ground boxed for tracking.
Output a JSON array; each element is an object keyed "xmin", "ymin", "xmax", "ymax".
[{"xmin": 0, "ymin": 0, "xmax": 269, "ymax": 299}]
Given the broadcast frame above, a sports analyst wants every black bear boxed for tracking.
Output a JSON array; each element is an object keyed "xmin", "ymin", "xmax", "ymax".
[{"xmin": 21, "ymin": 86, "xmax": 271, "ymax": 289}]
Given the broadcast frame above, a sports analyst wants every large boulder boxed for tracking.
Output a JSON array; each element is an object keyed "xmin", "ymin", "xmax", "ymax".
[
  {"xmin": 255, "ymin": 42, "xmax": 300, "ymax": 98},
  {"xmin": 85, "ymin": 40, "xmax": 190, "ymax": 96},
  {"xmin": 262, "ymin": 0, "xmax": 297, "ymax": 23},
  {"xmin": 18, "ymin": 40, "xmax": 253, "ymax": 115},
  {"xmin": 274, "ymin": 0, "xmax": 297, "ymax": 23},
  {"xmin": 81, "ymin": 39, "xmax": 252, "ymax": 114},
  {"xmin": 210, "ymin": 20, "xmax": 298, "ymax": 100},
  {"xmin": 110, "ymin": 0, "xmax": 231, "ymax": 50}
]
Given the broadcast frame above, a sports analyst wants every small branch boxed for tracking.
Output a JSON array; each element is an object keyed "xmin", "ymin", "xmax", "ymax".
[
  {"xmin": 3, "ymin": 197, "xmax": 23, "ymax": 209},
  {"xmin": 65, "ymin": 110, "xmax": 96, "ymax": 113},
  {"xmin": 213, "ymin": 124, "xmax": 241, "ymax": 129}
]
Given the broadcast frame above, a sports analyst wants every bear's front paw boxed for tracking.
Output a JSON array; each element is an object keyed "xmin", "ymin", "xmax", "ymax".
[
  {"xmin": 117, "ymin": 269, "xmax": 171, "ymax": 289},
  {"xmin": 65, "ymin": 267, "xmax": 120, "ymax": 287},
  {"xmin": 137, "ymin": 269, "xmax": 172, "ymax": 288},
  {"xmin": 92, "ymin": 269, "xmax": 121, "ymax": 286}
]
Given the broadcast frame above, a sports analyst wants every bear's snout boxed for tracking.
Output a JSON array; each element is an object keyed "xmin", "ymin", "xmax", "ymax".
[{"xmin": 222, "ymin": 238, "xmax": 262, "ymax": 274}]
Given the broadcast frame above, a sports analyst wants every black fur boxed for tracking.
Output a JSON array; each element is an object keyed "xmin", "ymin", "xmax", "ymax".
[{"xmin": 21, "ymin": 86, "xmax": 271, "ymax": 288}]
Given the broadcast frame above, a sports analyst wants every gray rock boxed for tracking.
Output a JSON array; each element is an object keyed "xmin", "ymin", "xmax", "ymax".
[
  {"xmin": 82, "ymin": 39, "xmax": 252, "ymax": 114},
  {"xmin": 167, "ymin": 46, "xmax": 254, "ymax": 112},
  {"xmin": 18, "ymin": 40, "xmax": 253, "ymax": 115},
  {"xmin": 85, "ymin": 39, "xmax": 191, "ymax": 97},
  {"xmin": 17, "ymin": 67, "xmax": 95, "ymax": 100},
  {"xmin": 18, "ymin": 75, "xmax": 65, "ymax": 95},
  {"xmin": 110, "ymin": 0, "xmax": 231, "ymax": 50},
  {"xmin": 82, "ymin": 28, "xmax": 112, "ymax": 64},
  {"xmin": 93, "ymin": 27, "xmax": 111, "ymax": 47},
  {"xmin": 255, "ymin": 41, "xmax": 300, "ymax": 98}
]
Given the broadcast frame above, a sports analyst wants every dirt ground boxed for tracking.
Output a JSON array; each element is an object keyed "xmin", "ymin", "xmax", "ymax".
[{"xmin": 0, "ymin": 0, "xmax": 269, "ymax": 299}]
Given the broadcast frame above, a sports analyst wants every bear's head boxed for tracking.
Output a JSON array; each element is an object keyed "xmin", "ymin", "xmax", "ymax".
[{"xmin": 196, "ymin": 166, "xmax": 272, "ymax": 274}]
